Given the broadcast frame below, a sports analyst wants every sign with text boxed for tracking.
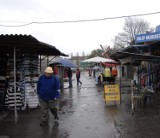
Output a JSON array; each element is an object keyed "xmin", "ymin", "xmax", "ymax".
[
  {"xmin": 135, "ymin": 31, "xmax": 160, "ymax": 43},
  {"xmin": 104, "ymin": 84, "xmax": 120, "ymax": 102}
]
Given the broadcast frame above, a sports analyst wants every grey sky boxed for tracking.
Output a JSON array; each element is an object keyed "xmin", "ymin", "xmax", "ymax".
[{"xmin": 0, "ymin": 0, "xmax": 160, "ymax": 56}]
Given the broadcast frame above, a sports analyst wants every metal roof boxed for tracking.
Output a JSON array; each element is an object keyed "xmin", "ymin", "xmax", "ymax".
[
  {"xmin": 110, "ymin": 46, "xmax": 140, "ymax": 59},
  {"xmin": 0, "ymin": 34, "xmax": 68, "ymax": 56},
  {"xmin": 110, "ymin": 45, "xmax": 151, "ymax": 59},
  {"xmin": 110, "ymin": 45, "xmax": 160, "ymax": 66}
]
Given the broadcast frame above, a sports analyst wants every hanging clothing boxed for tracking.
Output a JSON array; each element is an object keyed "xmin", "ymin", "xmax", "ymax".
[
  {"xmin": 140, "ymin": 75, "xmax": 146, "ymax": 87},
  {"xmin": 53, "ymin": 67, "xmax": 59, "ymax": 75},
  {"xmin": 111, "ymin": 67, "xmax": 118, "ymax": 77},
  {"xmin": 104, "ymin": 67, "xmax": 111, "ymax": 77}
]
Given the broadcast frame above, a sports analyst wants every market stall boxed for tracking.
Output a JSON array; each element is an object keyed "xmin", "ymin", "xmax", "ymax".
[
  {"xmin": 82, "ymin": 56, "xmax": 120, "ymax": 105},
  {"xmin": 0, "ymin": 34, "xmax": 68, "ymax": 124}
]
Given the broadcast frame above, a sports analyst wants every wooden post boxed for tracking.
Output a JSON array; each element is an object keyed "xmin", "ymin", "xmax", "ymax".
[{"xmin": 131, "ymin": 80, "xmax": 134, "ymax": 115}]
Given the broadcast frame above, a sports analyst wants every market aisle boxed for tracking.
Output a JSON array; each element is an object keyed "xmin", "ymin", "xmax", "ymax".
[
  {"xmin": 0, "ymin": 71, "xmax": 120, "ymax": 138},
  {"xmin": 59, "ymin": 71, "xmax": 118, "ymax": 138}
]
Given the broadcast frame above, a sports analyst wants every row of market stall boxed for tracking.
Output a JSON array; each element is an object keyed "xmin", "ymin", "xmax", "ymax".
[
  {"xmin": 81, "ymin": 27, "xmax": 160, "ymax": 109},
  {"xmin": 110, "ymin": 28, "xmax": 160, "ymax": 114}
]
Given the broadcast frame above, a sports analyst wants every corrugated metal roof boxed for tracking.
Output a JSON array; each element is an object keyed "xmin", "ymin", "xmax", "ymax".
[{"xmin": 0, "ymin": 34, "xmax": 68, "ymax": 56}]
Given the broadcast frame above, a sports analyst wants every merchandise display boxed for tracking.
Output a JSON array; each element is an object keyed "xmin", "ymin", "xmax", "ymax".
[{"xmin": 0, "ymin": 53, "xmax": 40, "ymax": 111}]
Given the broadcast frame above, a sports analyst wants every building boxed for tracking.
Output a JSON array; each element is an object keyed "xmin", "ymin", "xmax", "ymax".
[{"xmin": 70, "ymin": 55, "xmax": 88, "ymax": 68}]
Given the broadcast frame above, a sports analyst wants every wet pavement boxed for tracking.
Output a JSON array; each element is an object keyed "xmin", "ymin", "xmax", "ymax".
[{"xmin": 1, "ymin": 72, "xmax": 160, "ymax": 138}]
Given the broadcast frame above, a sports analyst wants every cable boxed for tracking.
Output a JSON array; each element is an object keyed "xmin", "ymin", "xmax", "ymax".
[
  {"xmin": 0, "ymin": 11, "xmax": 160, "ymax": 27},
  {"xmin": 0, "ymin": 22, "xmax": 34, "ymax": 27}
]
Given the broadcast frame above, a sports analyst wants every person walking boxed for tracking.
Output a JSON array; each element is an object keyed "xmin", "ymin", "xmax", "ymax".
[
  {"xmin": 37, "ymin": 66, "xmax": 60, "ymax": 127},
  {"xmin": 76, "ymin": 68, "xmax": 82, "ymax": 85},
  {"xmin": 67, "ymin": 68, "xmax": 73, "ymax": 88}
]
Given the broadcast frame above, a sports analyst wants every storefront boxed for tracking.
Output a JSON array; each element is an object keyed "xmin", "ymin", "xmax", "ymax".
[{"xmin": 135, "ymin": 29, "xmax": 160, "ymax": 89}]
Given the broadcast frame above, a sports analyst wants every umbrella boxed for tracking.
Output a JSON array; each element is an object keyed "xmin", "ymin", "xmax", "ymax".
[
  {"xmin": 50, "ymin": 58, "xmax": 77, "ymax": 68},
  {"xmin": 82, "ymin": 56, "xmax": 117, "ymax": 63}
]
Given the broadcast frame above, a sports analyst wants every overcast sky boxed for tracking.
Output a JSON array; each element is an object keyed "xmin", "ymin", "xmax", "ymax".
[{"xmin": 0, "ymin": 0, "xmax": 160, "ymax": 56}]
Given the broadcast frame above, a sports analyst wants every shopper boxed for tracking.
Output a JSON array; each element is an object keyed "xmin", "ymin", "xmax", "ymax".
[
  {"xmin": 67, "ymin": 68, "xmax": 73, "ymax": 88},
  {"xmin": 76, "ymin": 68, "xmax": 82, "ymax": 85},
  {"xmin": 37, "ymin": 66, "xmax": 60, "ymax": 127}
]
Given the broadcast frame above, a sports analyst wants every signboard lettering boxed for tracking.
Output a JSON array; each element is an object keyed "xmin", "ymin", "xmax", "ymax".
[
  {"xmin": 135, "ymin": 31, "xmax": 160, "ymax": 43},
  {"xmin": 104, "ymin": 84, "xmax": 120, "ymax": 102}
]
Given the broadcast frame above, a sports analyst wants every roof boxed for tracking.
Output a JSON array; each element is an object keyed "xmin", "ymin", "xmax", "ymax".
[
  {"xmin": 0, "ymin": 34, "xmax": 68, "ymax": 56},
  {"xmin": 116, "ymin": 51, "xmax": 160, "ymax": 61},
  {"xmin": 110, "ymin": 45, "xmax": 160, "ymax": 65},
  {"xmin": 110, "ymin": 45, "xmax": 150, "ymax": 59},
  {"xmin": 82, "ymin": 56, "xmax": 117, "ymax": 63}
]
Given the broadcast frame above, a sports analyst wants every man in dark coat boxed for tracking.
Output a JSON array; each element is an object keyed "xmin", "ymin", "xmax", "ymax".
[
  {"xmin": 76, "ymin": 68, "xmax": 82, "ymax": 85},
  {"xmin": 67, "ymin": 68, "xmax": 73, "ymax": 88}
]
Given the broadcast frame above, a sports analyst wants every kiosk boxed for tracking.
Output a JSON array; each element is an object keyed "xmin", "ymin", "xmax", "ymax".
[{"xmin": 103, "ymin": 66, "xmax": 120, "ymax": 105}]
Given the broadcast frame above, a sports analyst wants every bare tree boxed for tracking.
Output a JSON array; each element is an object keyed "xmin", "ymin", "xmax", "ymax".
[{"xmin": 113, "ymin": 17, "xmax": 153, "ymax": 49}]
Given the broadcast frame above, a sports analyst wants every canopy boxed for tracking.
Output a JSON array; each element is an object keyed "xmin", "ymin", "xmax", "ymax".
[
  {"xmin": 50, "ymin": 58, "xmax": 77, "ymax": 68},
  {"xmin": 82, "ymin": 56, "xmax": 118, "ymax": 63},
  {"xmin": 104, "ymin": 63, "xmax": 119, "ymax": 67},
  {"xmin": 0, "ymin": 34, "xmax": 68, "ymax": 56}
]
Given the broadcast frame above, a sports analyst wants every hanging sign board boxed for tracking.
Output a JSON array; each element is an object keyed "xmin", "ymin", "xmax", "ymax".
[
  {"xmin": 135, "ymin": 31, "xmax": 160, "ymax": 43},
  {"xmin": 104, "ymin": 84, "xmax": 120, "ymax": 102}
]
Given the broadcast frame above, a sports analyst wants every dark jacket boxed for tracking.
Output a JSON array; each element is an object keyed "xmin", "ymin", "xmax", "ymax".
[
  {"xmin": 76, "ymin": 70, "xmax": 81, "ymax": 78},
  {"xmin": 37, "ymin": 75, "xmax": 60, "ymax": 101},
  {"xmin": 68, "ymin": 69, "xmax": 72, "ymax": 78}
]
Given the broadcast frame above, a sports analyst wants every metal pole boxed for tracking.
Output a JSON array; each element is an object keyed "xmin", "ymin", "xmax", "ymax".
[
  {"xmin": 148, "ymin": 62, "xmax": 151, "ymax": 86},
  {"xmin": 14, "ymin": 46, "xmax": 18, "ymax": 125},
  {"xmin": 39, "ymin": 55, "xmax": 41, "ymax": 72},
  {"xmin": 47, "ymin": 55, "xmax": 49, "ymax": 66},
  {"xmin": 119, "ymin": 62, "xmax": 122, "ymax": 104},
  {"xmin": 117, "ymin": 54, "xmax": 121, "ymax": 104}
]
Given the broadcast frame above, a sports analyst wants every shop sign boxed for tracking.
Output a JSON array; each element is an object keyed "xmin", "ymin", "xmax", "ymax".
[
  {"xmin": 104, "ymin": 84, "xmax": 120, "ymax": 102},
  {"xmin": 135, "ymin": 31, "xmax": 160, "ymax": 43}
]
